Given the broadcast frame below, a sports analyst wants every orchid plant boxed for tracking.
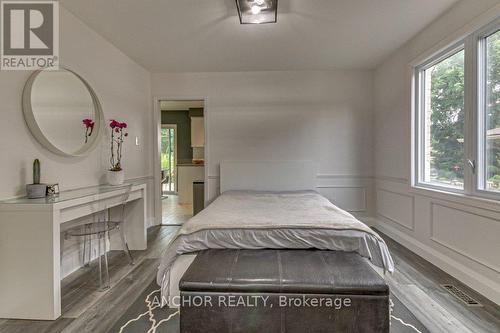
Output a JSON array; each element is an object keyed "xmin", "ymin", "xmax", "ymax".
[
  {"xmin": 82, "ymin": 118, "xmax": 94, "ymax": 143},
  {"xmin": 109, "ymin": 119, "xmax": 128, "ymax": 171}
]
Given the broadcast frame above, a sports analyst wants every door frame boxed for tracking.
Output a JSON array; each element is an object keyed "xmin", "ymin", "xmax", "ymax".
[
  {"xmin": 153, "ymin": 96, "xmax": 209, "ymax": 226},
  {"xmin": 160, "ymin": 123, "xmax": 178, "ymax": 195}
]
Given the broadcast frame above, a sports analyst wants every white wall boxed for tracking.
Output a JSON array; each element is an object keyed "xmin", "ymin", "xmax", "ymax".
[
  {"xmin": 4, "ymin": 0, "xmax": 498, "ymax": 305},
  {"xmin": 152, "ymin": 70, "xmax": 375, "ymax": 217},
  {"xmin": 373, "ymin": 0, "xmax": 500, "ymax": 305},
  {"xmin": 0, "ymin": 7, "xmax": 153, "ymax": 277}
]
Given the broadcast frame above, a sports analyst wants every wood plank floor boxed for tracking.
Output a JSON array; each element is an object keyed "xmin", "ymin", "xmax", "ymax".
[
  {"xmin": 1, "ymin": 225, "xmax": 499, "ymax": 333},
  {"xmin": 0, "ymin": 226, "xmax": 179, "ymax": 333},
  {"xmin": 377, "ymin": 230, "xmax": 500, "ymax": 333}
]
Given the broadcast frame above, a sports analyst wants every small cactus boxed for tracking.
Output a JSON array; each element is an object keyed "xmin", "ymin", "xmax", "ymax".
[{"xmin": 33, "ymin": 159, "xmax": 40, "ymax": 184}]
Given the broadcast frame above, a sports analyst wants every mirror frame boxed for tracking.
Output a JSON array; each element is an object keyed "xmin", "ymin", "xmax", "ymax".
[{"xmin": 22, "ymin": 68, "xmax": 104, "ymax": 157}]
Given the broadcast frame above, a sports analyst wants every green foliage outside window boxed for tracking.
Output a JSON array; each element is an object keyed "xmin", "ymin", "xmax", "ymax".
[
  {"xmin": 486, "ymin": 31, "xmax": 500, "ymax": 189},
  {"xmin": 428, "ymin": 31, "xmax": 500, "ymax": 189},
  {"xmin": 161, "ymin": 128, "xmax": 175, "ymax": 171},
  {"xmin": 428, "ymin": 50, "xmax": 465, "ymax": 186}
]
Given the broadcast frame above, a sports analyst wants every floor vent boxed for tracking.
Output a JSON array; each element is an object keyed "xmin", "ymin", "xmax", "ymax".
[{"xmin": 441, "ymin": 284, "xmax": 482, "ymax": 307}]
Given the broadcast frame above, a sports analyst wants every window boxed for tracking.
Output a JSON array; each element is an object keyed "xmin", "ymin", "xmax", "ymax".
[
  {"xmin": 480, "ymin": 29, "xmax": 500, "ymax": 192},
  {"xmin": 413, "ymin": 18, "xmax": 500, "ymax": 199},
  {"xmin": 415, "ymin": 46, "xmax": 465, "ymax": 191},
  {"xmin": 161, "ymin": 125, "xmax": 177, "ymax": 194}
]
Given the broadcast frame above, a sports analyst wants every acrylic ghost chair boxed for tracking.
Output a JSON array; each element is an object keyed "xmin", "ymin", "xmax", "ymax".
[{"xmin": 63, "ymin": 184, "xmax": 134, "ymax": 290}]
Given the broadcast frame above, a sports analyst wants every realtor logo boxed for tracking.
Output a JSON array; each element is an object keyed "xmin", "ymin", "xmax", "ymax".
[{"xmin": 1, "ymin": 1, "xmax": 59, "ymax": 70}]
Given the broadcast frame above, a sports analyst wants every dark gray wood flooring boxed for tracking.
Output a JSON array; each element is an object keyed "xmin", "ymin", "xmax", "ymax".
[
  {"xmin": 377, "ymin": 230, "xmax": 500, "ymax": 333},
  {"xmin": 0, "ymin": 225, "xmax": 499, "ymax": 333},
  {"xmin": 0, "ymin": 226, "xmax": 178, "ymax": 333}
]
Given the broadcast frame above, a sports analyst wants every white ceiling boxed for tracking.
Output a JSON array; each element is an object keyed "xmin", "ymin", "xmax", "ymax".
[{"xmin": 60, "ymin": 0, "xmax": 459, "ymax": 72}]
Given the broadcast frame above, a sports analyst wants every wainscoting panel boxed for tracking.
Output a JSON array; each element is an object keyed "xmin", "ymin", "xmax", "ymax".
[
  {"xmin": 374, "ymin": 177, "xmax": 500, "ymax": 305},
  {"xmin": 317, "ymin": 186, "xmax": 366, "ymax": 212},
  {"xmin": 208, "ymin": 173, "xmax": 372, "ymax": 213},
  {"xmin": 431, "ymin": 203, "xmax": 500, "ymax": 273},
  {"xmin": 376, "ymin": 189, "xmax": 414, "ymax": 230}
]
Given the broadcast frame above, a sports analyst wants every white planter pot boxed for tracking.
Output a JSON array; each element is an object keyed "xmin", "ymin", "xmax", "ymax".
[{"xmin": 107, "ymin": 170, "xmax": 125, "ymax": 185}]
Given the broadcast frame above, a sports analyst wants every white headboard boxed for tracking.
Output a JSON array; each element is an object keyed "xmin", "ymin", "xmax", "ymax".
[{"xmin": 220, "ymin": 161, "xmax": 317, "ymax": 193}]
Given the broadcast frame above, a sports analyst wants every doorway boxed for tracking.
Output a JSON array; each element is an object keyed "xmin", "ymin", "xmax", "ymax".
[{"xmin": 156, "ymin": 100, "xmax": 206, "ymax": 226}]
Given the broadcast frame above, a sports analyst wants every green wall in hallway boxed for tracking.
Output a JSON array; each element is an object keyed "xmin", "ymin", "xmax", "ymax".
[{"xmin": 161, "ymin": 110, "xmax": 192, "ymax": 164}]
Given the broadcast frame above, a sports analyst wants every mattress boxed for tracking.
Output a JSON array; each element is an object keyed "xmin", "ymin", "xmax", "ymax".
[
  {"xmin": 158, "ymin": 190, "xmax": 394, "ymax": 304},
  {"xmin": 168, "ymin": 254, "xmax": 197, "ymax": 298}
]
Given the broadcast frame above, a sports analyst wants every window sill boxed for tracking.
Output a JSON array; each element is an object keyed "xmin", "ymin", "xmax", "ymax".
[{"xmin": 409, "ymin": 185, "xmax": 500, "ymax": 213}]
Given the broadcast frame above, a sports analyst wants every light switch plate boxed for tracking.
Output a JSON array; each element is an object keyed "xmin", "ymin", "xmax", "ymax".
[{"xmin": 135, "ymin": 136, "xmax": 140, "ymax": 146}]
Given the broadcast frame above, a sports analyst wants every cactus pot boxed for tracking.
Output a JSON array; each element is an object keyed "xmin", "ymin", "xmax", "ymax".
[
  {"xmin": 26, "ymin": 184, "xmax": 47, "ymax": 199},
  {"xmin": 107, "ymin": 170, "xmax": 125, "ymax": 186}
]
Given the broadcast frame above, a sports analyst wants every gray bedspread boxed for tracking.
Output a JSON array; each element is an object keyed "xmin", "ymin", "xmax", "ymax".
[{"xmin": 157, "ymin": 190, "xmax": 394, "ymax": 300}]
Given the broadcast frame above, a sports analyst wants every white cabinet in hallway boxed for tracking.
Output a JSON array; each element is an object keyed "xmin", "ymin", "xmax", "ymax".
[
  {"xmin": 190, "ymin": 117, "xmax": 204, "ymax": 147},
  {"xmin": 177, "ymin": 165, "xmax": 204, "ymax": 204}
]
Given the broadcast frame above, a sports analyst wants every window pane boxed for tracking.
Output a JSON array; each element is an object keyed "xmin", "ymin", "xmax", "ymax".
[
  {"xmin": 485, "ymin": 30, "xmax": 500, "ymax": 191},
  {"xmin": 422, "ymin": 49, "xmax": 465, "ymax": 189}
]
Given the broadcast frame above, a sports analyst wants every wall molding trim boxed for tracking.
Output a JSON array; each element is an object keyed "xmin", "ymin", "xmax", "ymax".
[
  {"xmin": 374, "ymin": 176, "xmax": 409, "ymax": 184},
  {"xmin": 208, "ymin": 172, "xmax": 372, "ymax": 213},
  {"xmin": 317, "ymin": 186, "xmax": 367, "ymax": 212},
  {"xmin": 316, "ymin": 185, "xmax": 366, "ymax": 189},
  {"xmin": 377, "ymin": 176, "xmax": 500, "ymax": 215},
  {"xmin": 376, "ymin": 188, "xmax": 415, "ymax": 231},
  {"xmin": 356, "ymin": 215, "xmax": 377, "ymax": 227},
  {"xmin": 210, "ymin": 174, "xmax": 374, "ymax": 180},
  {"xmin": 429, "ymin": 200, "xmax": 500, "ymax": 225},
  {"xmin": 430, "ymin": 202, "xmax": 500, "ymax": 274},
  {"xmin": 372, "ymin": 218, "xmax": 500, "ymax": 306},
  {"xmin": 316, "ymin": 174, "xmax": 373, "ymax": 179}
]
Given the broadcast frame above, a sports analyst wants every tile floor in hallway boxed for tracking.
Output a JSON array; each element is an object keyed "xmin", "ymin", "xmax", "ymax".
[{"xmin": 161, "ymin": 195, "xmax": 192, "ymax": 225}]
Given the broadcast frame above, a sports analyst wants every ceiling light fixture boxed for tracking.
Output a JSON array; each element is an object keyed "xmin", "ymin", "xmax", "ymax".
[
  {"xmin": 251, "ymin": 5, "xmax": 261, "ymax": 15},
  {"xmin": 235, "ymin": 0, "xmax": 278, "ymax": 24}
]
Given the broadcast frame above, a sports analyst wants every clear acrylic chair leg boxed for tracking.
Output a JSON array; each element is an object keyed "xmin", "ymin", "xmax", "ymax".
[
  {"xmin": 82, "ymin": 233, "xmax": 87, "ymax": 267},
  {"xmin": 82, "ymin": 234, "xmax": 86, "ymax": 266},
  {"xmin": 103, "ymin": 231, "xmax": 110, "ymax": 288},
  {"xmin": 87, "ymin": 230, "xmax": 92, "ymax": 267},
  {"xmin": 118, "ymin": 226, "xmax": 134, "ymax": 265},
  {"xmin": 98, "ymin": 233, "xmax": 103, "ymax": 288},
  {"xmin": 97, "ymin": 232, "xmax": 110, "ymax": 291}
]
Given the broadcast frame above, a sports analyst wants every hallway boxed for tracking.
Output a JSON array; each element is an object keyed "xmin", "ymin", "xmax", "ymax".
[{"xmin": 161, "ymin": 195, "xmax": 192, "ymax": 225}]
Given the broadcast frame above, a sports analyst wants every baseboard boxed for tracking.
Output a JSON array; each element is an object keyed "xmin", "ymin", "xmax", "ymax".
[
  {"xmin": 372, "ymin": 217, "xmax": 500, "ymax": 306},
  {"xmin": 147, "ymin": 216, "xmax": 160, "ymax": 228},
  {"xmin": 355, "ymin": 215, "xmax": 377, "ymax": 227}
]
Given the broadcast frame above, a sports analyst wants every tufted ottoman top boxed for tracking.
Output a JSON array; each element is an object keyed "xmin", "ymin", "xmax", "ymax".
[{"xmin": 180, "ymin": 249, "xmax": 389, "ymax": 296}]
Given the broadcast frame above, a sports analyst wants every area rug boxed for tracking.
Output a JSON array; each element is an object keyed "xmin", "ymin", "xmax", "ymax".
[{"xmin": 108, "ymin": 280, "xmax": 429, "ymax": 333}]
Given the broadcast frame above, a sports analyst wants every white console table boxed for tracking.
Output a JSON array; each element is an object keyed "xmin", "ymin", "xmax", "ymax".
[{"xmin": 0, "ymin": 182, "xmax": 147, "ymax": 320}]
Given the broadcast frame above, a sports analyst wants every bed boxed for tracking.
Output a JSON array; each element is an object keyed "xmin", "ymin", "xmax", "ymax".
[{"xmin": 157, "ymin": 161, "xmax": 394, "ymax": 303}]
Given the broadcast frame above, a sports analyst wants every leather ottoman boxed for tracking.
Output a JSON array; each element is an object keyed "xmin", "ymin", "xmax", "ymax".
[{"xmin": 179, "ymin": 249, "xmax": 390, "ymax": 333}]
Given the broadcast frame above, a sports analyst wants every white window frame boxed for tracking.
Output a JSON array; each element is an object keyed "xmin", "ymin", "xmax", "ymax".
[
  {"xmin": 474, "ymin": 18, "xmax": 500, "ymax": 200},
  {"xmin": 413, "ymin": 41, "xmax": 468, "ymax": 194},
  {"xmin": 412, "ymin": 16, "xmax": 500, "ymax": 200}
]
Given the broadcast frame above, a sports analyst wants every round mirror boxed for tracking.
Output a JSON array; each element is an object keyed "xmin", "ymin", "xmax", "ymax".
[{"xmin": 22, "ymin": 68, "xmax": 103, "ymax": 157}]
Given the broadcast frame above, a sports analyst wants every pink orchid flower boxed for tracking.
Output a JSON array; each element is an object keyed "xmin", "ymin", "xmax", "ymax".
[
  {"xmin": 108, "ymin": 119, "xmax": 129, "ymax": 171},
  {"xmin": 82, "ymin": 118, "xmax": 94, "ymax": 129}
]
